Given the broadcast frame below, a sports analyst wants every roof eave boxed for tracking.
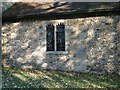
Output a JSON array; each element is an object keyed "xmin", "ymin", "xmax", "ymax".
[{"xmin": 2, "ymin": 8, "xmax": 120, "ymax": 23}]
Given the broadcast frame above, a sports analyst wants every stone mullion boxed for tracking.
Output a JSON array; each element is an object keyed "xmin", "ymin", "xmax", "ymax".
[{"xmin": 54, "ymin": 24, "xmax": 57, "ymax": 51}]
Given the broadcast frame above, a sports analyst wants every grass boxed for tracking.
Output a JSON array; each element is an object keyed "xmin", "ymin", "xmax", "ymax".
[{"xmin": 2, "ymin": 67, "xmax": 120, "ymax": 89}]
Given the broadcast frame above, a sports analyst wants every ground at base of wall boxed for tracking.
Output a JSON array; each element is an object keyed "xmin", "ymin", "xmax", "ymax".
[{"xmin": 2, "ymin": 67, "xmax": 120, "ymax": 88}]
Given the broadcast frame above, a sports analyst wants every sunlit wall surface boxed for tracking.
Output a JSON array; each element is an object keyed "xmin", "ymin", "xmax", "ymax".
[{"xmin": 2, "ymin": 16, "xmax": 120, "ymax": 74}]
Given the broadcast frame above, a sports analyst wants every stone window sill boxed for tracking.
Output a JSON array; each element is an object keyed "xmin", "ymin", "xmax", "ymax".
[{"xmin": 46, "ymin": 51, "xmax": 68, "ymax": 54}]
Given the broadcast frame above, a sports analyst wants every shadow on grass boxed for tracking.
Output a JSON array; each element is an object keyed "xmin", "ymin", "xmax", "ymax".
[
  {"xmin": 2, "ymin": 67, "xmax": 120, "ymax": 88},
  {"xmin": 45, "ymin": 71, "xmax": 120, "ymax": 88},
  {"xmin": 2, "ymin": 67, "xmax": 46, "ymax": 89}
]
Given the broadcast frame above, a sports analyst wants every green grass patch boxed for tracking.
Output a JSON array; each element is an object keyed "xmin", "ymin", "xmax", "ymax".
[{"xmin": 2, "ymin": 67, "xmax": 120, "ymax": 88}]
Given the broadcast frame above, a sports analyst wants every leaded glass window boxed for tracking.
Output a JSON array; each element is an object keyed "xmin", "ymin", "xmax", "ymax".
[
  {"xmin": 46, "ymin": 24, "xmax": 54, "ymax": 51},
  {"xmin": 46, "ymin": 23, "xmax": 65, "ymax": 51},
  {"xmin": 56, "ymin": 24, "xmax": 65, "ymax": 51}
]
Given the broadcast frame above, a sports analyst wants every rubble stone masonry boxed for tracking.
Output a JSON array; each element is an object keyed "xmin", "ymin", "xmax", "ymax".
[{"xmin": 2, "ymin": 15, "xmax": 120, "ymax": 74}]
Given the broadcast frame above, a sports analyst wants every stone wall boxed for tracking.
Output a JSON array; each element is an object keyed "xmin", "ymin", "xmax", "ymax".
[{"xmin": 2, "ymin": 15, "xmax": 120, "ymax": 74}]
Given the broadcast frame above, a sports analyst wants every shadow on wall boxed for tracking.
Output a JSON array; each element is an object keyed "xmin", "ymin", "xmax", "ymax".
[
  {"xmin": 2, "ymin": 15, "xmax": 120, "ymax": 74},
  {"xmin": 61, "ymin": 16, "xmax": 120, "ymax": 74},
  {"xmin": 2, "ymin": 21, "xmax": 46, "ymax": 69}
]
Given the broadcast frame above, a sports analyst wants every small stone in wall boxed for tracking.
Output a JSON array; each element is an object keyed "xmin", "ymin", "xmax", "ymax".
[{"xmin": 41, "ymin": 63, "xmax": 48, "ymax": 69}]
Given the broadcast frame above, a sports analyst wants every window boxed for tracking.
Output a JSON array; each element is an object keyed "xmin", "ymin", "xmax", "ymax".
[
  {"xmin": 56, "ymin": 24, "xmax": 65, "ymax": 51},
  {"xmin": 46, "ymin": 23, "xmax": 65, "ymax": 51},
  {"xmin": 46, "ymin": 24, "xmax": 54, "ymax": 51}
]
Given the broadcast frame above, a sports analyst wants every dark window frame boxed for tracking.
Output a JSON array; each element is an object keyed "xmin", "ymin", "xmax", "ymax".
[{"xmin": 46, "ymin": 23, "xmax": 65, "ymax": 52}]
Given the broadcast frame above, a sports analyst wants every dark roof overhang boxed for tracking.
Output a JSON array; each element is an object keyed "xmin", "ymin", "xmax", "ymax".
[{"xmin": 2, "ymin": 2, "xmax": 120, "ymax": 23}]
